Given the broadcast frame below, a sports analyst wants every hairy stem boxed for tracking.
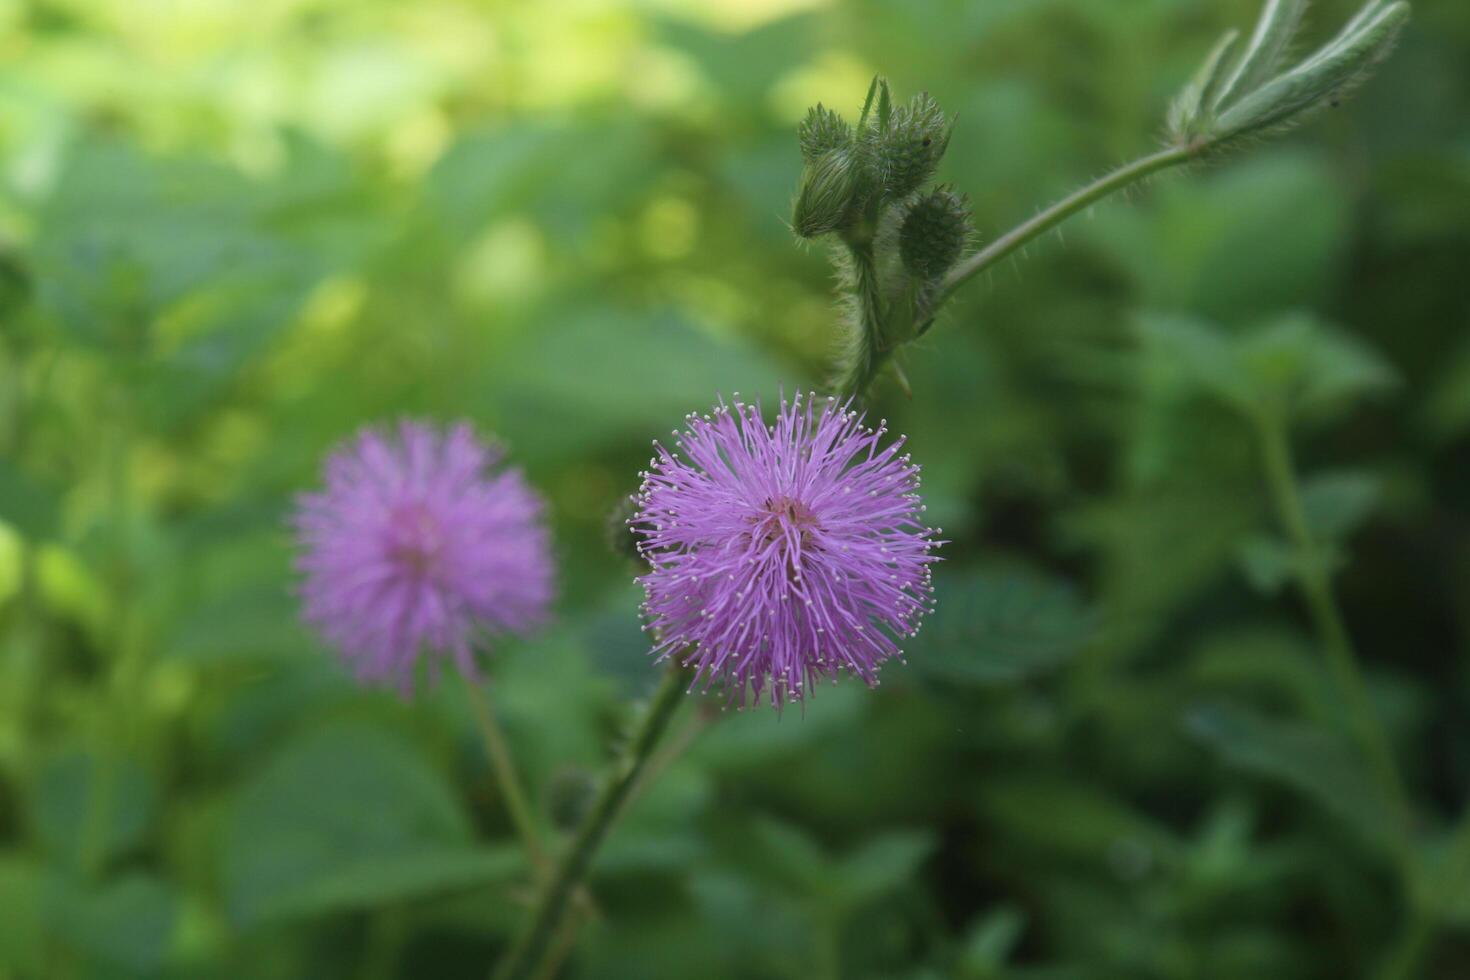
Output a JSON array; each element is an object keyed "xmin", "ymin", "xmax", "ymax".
[
  {"xmin": 1256, "ymin": 415, "xmax": 1412, "ymax": 846},
  {"xmin": 836, "ymin": 243, "xmax": 890, "ymax": 401},
  {"xmin": 491, "ymin": 661, "xmax": 691, "ymax": 980},
  {"xmin": 932, "ymin": 145, "xmax": 1197, "ymax": 313}
]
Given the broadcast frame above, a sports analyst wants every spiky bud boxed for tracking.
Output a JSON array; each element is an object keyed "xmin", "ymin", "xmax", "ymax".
[
  {"xmin": 798, "ymin": 104, "xmax": 852, "ymax": 163},
  {"xmin": 899, "ymin": 187, "xmax": 971, "ymax": 281},
  {"xmin": 793, "ymin": 147, "xmax": 859, "ymax": 239},
  {"xmin": 877, "ymin": 93, "xmax": 951, "ymax": 199}
]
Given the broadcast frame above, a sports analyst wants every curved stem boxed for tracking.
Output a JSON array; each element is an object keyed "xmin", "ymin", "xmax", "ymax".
[
  {"xmin": 1255, "ymin": 415, "xmax": 1412, "ymax": 845},
  {"xmin": 934, "ymin": 144, "xmax": 1196, "ymax": 310},
  {"xmin": 491, "ymin": 661, "xmax": 691, "ymax": 980},
  {"xmin": 836, "ymin": 244, "xmax": 888, "ymax": 401},
  {"xmin": 465, "ymin": 679, "xmax": 549, "ymax": 873}
]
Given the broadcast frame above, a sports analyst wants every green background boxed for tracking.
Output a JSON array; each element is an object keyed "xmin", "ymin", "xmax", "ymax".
[{"xmin": 1, "ymin": 0, "xmax": 1468, "ymax": 976}]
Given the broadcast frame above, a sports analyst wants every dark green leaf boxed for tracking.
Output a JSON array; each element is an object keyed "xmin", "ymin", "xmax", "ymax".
[
  {"xmin": 912, "ymin": 566, "xmax": 1093, "ymax": 686},
  {"xmin": 1186, "ymin": 702, "xmax": 1397, "ymax": 851}
]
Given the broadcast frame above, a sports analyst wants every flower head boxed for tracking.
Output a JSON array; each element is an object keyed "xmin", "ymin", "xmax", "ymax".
[
  {"xmin": 632, "ymin": 393, "xmax": 940, "ymax": 708},
  {"xmin": 293, "ymin": 420, "xmax": 552, "ymax": 694}
]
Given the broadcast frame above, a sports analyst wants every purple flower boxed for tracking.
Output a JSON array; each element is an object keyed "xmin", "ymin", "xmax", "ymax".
[
  {"xmin": 293, "ymin": 420, "xmax": 553, "ymax": 694},
  {"xmin": 632, "ymin": 393, "xmax": 940, "ymax": 708}
]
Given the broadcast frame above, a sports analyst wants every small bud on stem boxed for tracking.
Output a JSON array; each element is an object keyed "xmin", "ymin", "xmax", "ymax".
[{"xmin": 791, "ymin": 0, "xmax": 1410, "ymax": 404}]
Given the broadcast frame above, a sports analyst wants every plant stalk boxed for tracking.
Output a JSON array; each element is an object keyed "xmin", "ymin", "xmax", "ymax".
[
  {"xmin": 491, "ymin": 660, "xmax": 691, "ymax": 980},
  {"xmin": 836, "ymin": 243, "xmax": 888, "ymax": 401},
  {"xmin": 933, "ymin": 144, "xmax": 1197, "ymax": 313},
  {"xmin": 1377, "ymin": 792, "xmax": 1470, "ymax": 980},
  {"xmin": 465, "ymin": 678, "xmax": 549, "ymax": 873},
  {"xmin": 1255, "ymin": 415, "xmax": 1412, "ymax": 845}
]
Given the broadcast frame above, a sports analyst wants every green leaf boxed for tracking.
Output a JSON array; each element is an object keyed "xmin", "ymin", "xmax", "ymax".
[
  {"xmin": 743, "ymin": 816, "xmax": 833, "ymax": 900},
  {"xmin": 1136, "ymin": 313, "xmax": 1256, "ymax": 415},
  {"xmin": 1185, "ymin": 702, "xmax": 1397, "ymax": 851},
  {"xmin": 1216, "ymin": 2, "xmax": 1410, "ymax": 141},
  {"xmin": 163, "ymin": 585, "xmax": 313, "ymax": 664},
  {"xmin": 959, "ymin": 905, "xmax": 1026, "ymax": 976},
  {"xmin": 30, "ymin": 747, "xmax": 155, "ymax": 870},
  {"xmin": 831, "ymin": 830, "xmax": 935, "ymax": 913},
  {"xmin": 1093, "ymin": 153, "xmax": 1350, "ymax": 320},
  {"xmin": 911, "ymin": 566, "xmax": 1093, "ymax": 687},
  {"xmin": 43, "ymin": 874, "xmax": 177, "ymax": 978},
  {"xmin": 1235, "ymin": 534, "xmax": 1295, "ymax": 595},
  {"xmin": 1139, "ymin": 312, "xmax": 1398, "ymax": 425},
  {"xmin": 857, "ymin": 75, "xmax": 880, "ymax": 132},
  {"xmin": 429, "ymin": 122, "xmax": 656, "ymax": 244},
  {"xmin": 1299, "ymin": 470, "xmax": 1381, "ymax": 540},
  {"xmin": 1236, "ymin": 313, "xmax": 1399, "ymax": 421},
  {"xmin": 0, "ymin": 459, "xmax": 59, "ymax": 540},
  {"xmin": 0, "ymin": 859, "xmax": 42, "ymax": 974},
  {"xmin": 977, "ymin": 775, "xmax": 1179, "ymax": 865},
  {"xmin": 1168, "ymin": 29, "xmax": 1241, "ymax": 139},
  {"xmin": 1212, "ymin": 0, "xmax": 1308, "ymax": 109},
  {"xmin": 483, "ymin": 307, "xmax": 785, "ymax": 465},
  {"xmin": 221, "ymin": 724, "xmax": 521, "ymax": 925}
]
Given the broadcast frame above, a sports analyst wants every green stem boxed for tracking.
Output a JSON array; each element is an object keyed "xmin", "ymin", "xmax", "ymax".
[
  {"xmin": 360, "ymin": 906, "xmax": 408, "ymax": 980},
  {"xmin": 936, "ymin": 145, "xmax": 1196, "ymax": 305},
  {"xmin": 491, "ymin": 661, "xmax": 691, "ymax": 980},
  {"xmin": 839, "ymin": 144, "xmax": 1203, "ymax": 403},
  {"xmin": 1255, "ymin": 415, "xmax": 1412, "ymax": 845},
  {"xmin": 465, "ymin": 678, "xmax": 549, "ymax": 873},
  {"xmin": 80, "ymin": 405, "xmax": 135, "ymax": 878},
  {"xmin": 816, "ymin": 915, "xmax": 841, "ymax": 980},
  {"xmin": 1377, "ymin": 794, "xmax": 1470, "ymax": 980},
  {"xmin": 836, "ymin": 243, "xmax": 888, "ymax": 401}
]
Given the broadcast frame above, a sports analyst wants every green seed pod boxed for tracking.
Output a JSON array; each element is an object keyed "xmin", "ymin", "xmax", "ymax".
[
  {"xmin": 798, "ymin": 104, "xmax": 852, "ymax": 163},
  {"xmin": 899, "ymin": 186, "xmax": 972, "ymax": 281},
  {"xmin": 792, "ymin": 147, "xmax": 859, "ymax": 239},
  {"xmin": 878, "ymin": 93, "xmax": 950, "ymax": 199}
]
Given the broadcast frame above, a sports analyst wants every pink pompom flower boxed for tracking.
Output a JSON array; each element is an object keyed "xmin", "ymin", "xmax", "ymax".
[
  {"xmin": 293, "ymin": 420, "xmax": 553, "ymax": 694},
  {"xmin": 632, "ymin": 393, "xmax": 940, "ymax": 708}
]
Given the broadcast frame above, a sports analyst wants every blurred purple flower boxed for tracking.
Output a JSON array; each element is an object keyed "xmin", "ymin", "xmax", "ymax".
[
  {"xmin": 632, "ymin": 393, "xmax": 940, "ymax": 708},
  {"xmin": 293, "ymin": 420, "xmax": 552, "ymax": 694}
]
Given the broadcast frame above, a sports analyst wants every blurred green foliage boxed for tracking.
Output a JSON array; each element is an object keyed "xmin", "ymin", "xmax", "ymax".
[{"xmin": 2, "ymin": 0, "xmax": 1468, "ymax": 977}]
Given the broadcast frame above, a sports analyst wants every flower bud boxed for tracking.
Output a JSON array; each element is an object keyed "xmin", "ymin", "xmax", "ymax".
[
  {"xmin": 899, "ymin": 186, "xmax": 971, "ymax": 281},
  {"xmin": 792, "ymin": 147, "xmax": 859, "ymax": 239},
  {"xmin": 798, "ymin": 104, "xmax": 852, "ymax": 163},
  {"xmin": 878, "ymin": 93, "xmax": 950, "ymax": 199},
  {"xmin": 606, "ymin": 494, "xmax": 646, "ymax": 566}
]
